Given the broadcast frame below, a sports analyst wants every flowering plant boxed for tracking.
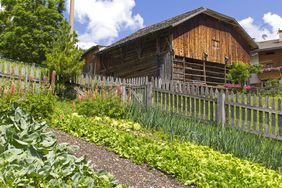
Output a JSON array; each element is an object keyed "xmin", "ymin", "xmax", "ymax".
[{"xmin": 224, "ymin": 84, "xmax": 252, "ymax": 92}]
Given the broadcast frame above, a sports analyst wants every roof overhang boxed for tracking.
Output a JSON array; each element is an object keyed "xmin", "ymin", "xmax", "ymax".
[
  {"xmin": 252, "ymin": 46, "xmax": 282, "ymax": 53},
  {"xmin": 82, "ymin": 45, "xmax": 106, "ymax": 58}
]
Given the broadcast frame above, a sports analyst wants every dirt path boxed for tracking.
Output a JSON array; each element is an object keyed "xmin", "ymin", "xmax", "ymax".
[{"xmin": 52, "ymin": 129, "xmax": 189, "ymax": 188}]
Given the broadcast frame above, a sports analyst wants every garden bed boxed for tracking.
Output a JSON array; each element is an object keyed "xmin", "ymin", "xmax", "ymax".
[
  {"xmin": 52, "ymin": 128, "xmax": 187, "ymax": 188},
  {"xmin": 51, "ymin": 114, "xmax": 282, "ymax": 187}
]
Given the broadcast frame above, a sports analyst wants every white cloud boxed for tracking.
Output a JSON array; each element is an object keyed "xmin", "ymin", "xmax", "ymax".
[
  {"xmin": 239, "ymin": 12, "xmax": 282, "ymax": 41},
  {"xmin": 77, "ymin": 41, "xmax": 97, "ymax": 50},
  {"xmin": 67, "ymin": 0, "xmax": 144, "ymax": 49}
]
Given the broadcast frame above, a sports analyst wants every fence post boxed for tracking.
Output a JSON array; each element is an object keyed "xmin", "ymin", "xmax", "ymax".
[
  {"xmin": 121, "ymin": 86, "xmax": 127, "ymax": 102},
  {"xmin": 217, "ymin": 92, "xmax": 226, "ymax": 127},
  {"xmin": 145, "ymin": 82, "xmax": 153, "ymax": 108},
  {"xmin": 51, "ymin": 70, "xmax": 56, "ymax": 93}
]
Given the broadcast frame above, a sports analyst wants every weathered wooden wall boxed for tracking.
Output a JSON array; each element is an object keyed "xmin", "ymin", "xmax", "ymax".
[
  {"xmin": 257, "ymin": 49, "xmax": 282, "ymax": 81},
  {"xmin": 172, "ymin": 14, "xmax": 251, "ymax": 64},
  {"xmin": 83, "ymin": 52, "xmax": 95, "ymax": 75},
  {"xmin": 172, "ymin": 56, "xmax": 227, "ymax": 85},
  {"xmin": 97, "ymin": 31, "xmax": 172, "ymax": 79},
  {"xmin": 259, "ymin": 49, "xmax": 282, "ymax": 68}
]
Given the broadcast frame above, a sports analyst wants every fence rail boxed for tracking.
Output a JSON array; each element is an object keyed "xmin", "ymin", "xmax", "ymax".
[{"xmin": 125, "ymin": 79, "xmax": 282, "ymax": 141}]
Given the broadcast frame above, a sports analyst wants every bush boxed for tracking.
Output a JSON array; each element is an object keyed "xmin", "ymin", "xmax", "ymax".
[
  {"xmin": 76, "ymin": 95, "xmax": 126, "ymax": 119},
  {"xmin": 265, "ymin": 79, "xmax": 280, "ymax": 88},
  {"xmin": 0, "ymin": 93, "xmax": 56, "ymax": 120},
  {"xmin": 0, "ymin": 108, "xmax": 124, "ymax": 187}
]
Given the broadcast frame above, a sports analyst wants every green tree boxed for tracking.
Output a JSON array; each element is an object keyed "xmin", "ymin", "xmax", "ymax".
[
  {"xmin": 0, "ymin": 0, "xmax": 66, "ymax": 64},
  {"xmin": 44, "ymin": 23, "xmax": 84, "ymax": 84},
  {"xmin": 227, "ymin": 61, "xmax": 262, "ymax": 85}
]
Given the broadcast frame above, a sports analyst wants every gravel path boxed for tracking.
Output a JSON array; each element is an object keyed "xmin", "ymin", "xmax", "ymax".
[{"xmin": 52, "ymin": 129, "xmax": 189, "ymax": 188}]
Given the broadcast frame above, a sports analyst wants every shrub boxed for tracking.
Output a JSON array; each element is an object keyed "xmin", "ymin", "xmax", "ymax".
[
  {"xmin": 0, "ymin": 93, "xmax": 56, "ymax": 120},
  {"xmin": 76, "ymin": 95, "xmax": 126, "ymax": 119},
  {"xmin": 227, "ymin": 61, "xmax": 262, "ymax": 88},
  {"xmin": 265, "ymin": 79, "xmax": 280, "ymax": 88}
]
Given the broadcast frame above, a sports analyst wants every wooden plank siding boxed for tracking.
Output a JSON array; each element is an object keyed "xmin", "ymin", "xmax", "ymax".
[
  {"xmin": 171, "ymin": 14, "xmax": 250, "ymax": 85},
  {"xmin": 257, "ymin": 49, "xmax": 282, "ymax": 81},
  {"xmin": 259, "ymin": 49, "xmax": 282, "ymax": 68},
  {"xmin": 172, "ymin": 14, "xmax": 251, "ymax": 64},
  {"xmin": 97, "ymin": 30, "xmax": 172, "ymax": 79}
]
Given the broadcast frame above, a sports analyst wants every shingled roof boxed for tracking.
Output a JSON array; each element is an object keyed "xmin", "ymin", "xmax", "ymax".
[{"xmin": 96, "ymin": 7, "xmax": 257, "ymax": 54}]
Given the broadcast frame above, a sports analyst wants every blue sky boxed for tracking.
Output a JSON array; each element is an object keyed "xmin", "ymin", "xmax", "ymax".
[{"xmin": 66, "ymin": 0, "xmax": 282, "ymax": 49}]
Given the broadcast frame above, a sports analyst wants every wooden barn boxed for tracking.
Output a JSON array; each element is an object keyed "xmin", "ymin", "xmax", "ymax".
[{"xmin": 84, "ymin": 7, "xmax": 258, "ymax": 85}]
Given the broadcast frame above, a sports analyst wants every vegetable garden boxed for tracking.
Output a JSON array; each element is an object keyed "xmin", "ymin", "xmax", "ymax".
[{"xmin": 1, "ymin": 86, "xmax": 282, "ymax": 187}]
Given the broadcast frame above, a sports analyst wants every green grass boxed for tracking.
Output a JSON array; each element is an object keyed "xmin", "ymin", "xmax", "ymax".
[{"xmin": 126, "ymin": 105, "xmax": 282, "ymax": 173}]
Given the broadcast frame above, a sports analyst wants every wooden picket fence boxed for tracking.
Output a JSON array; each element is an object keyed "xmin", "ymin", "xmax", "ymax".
[
  {"xmin": 1, "ymin": 59, "xmax": 281, "ymax": 140},
  {"xmin": 0, "ymin": 58, "xmax": 51, "ymax": 94},
  {"xmin": 125, "ymin": 79, "xmax": 282, "ymax": 141},
  {"xmin": 74, "ymin": 74, "xmax": 150, "ymax": 88}
]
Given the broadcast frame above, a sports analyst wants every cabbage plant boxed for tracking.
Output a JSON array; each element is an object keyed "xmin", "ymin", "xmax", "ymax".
[{"xmin": 0, "ymin": 108, "xmax": 123, "ymax": 187}]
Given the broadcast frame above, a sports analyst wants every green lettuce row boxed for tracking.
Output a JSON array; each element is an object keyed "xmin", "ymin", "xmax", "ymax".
[{"xmin": 52, "ymin": 115, "xmax": 282, "ymax": 187}]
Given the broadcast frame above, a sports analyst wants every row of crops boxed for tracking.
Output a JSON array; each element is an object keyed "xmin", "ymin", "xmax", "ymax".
[{"xmin": 51, "ymin": 108, "xmax": 282, "ymax": 187}]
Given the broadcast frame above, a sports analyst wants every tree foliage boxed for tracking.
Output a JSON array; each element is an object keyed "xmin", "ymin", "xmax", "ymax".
[
  {"xmin": 227, "ymin": 61, "xmax": 262, "ymax": 85},
  {"xmin": 44, "ymin": 23, "xmax": 84, "ymax": 83},
  {"xmin": 0, "ymin": 0, "xmax": 66, "ymax": 64}
]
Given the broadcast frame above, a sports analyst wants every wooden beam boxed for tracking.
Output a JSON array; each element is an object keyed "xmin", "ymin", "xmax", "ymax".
[
  {"xmin": 135, "ymin": 40, "xmax": 142, "ymax": 59},
  {"xmin": 203, "ymin": 60, "xmax": 207, "ymax": 83},
  {"xmin": 166, "ymin": 34, "xmax": 173, "ymax": 52},
  {"xmin": 156, "ymin": 37, "xmax": 160, "ymax": 55},
  {"xmin": 119, "ymin": 47, "xmax": 125, "ymax": 64},
  {"xmin": 224, "ymin": 63, "xmax": 227, "ymax": 83}
]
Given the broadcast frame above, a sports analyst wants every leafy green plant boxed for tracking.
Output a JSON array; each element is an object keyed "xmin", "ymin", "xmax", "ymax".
[
  {"xmin": 227, "ymin": 61, "xmax": 250, "ymax": 85},
  {"xmin": 52, "ymin": 114, "xmax": 282, "ymax": 187},
  {"xmin": 227, "ymin": 61, "xmax": 262, "ymax": 86},
  {"xmin": 265, "ymin": 79, "xmax": 280, "ymax": 87},
  {"xmin": 0, "ymin": 108, "xmax": 125, "ymax": 187},
  {"xmin": 0, "ymin": 93, "xmax": 56, "ymax": 120},
  {"xmin": 126, "ymin": 105, "xmax": 282, "ymax": 172},
  {"xmin": 44, "ymin": 23, "xmax": 84, "ymax": 85},
  {"xmin": 76, "ymin": 95, "xmax": 126, "ymax": 119}
]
